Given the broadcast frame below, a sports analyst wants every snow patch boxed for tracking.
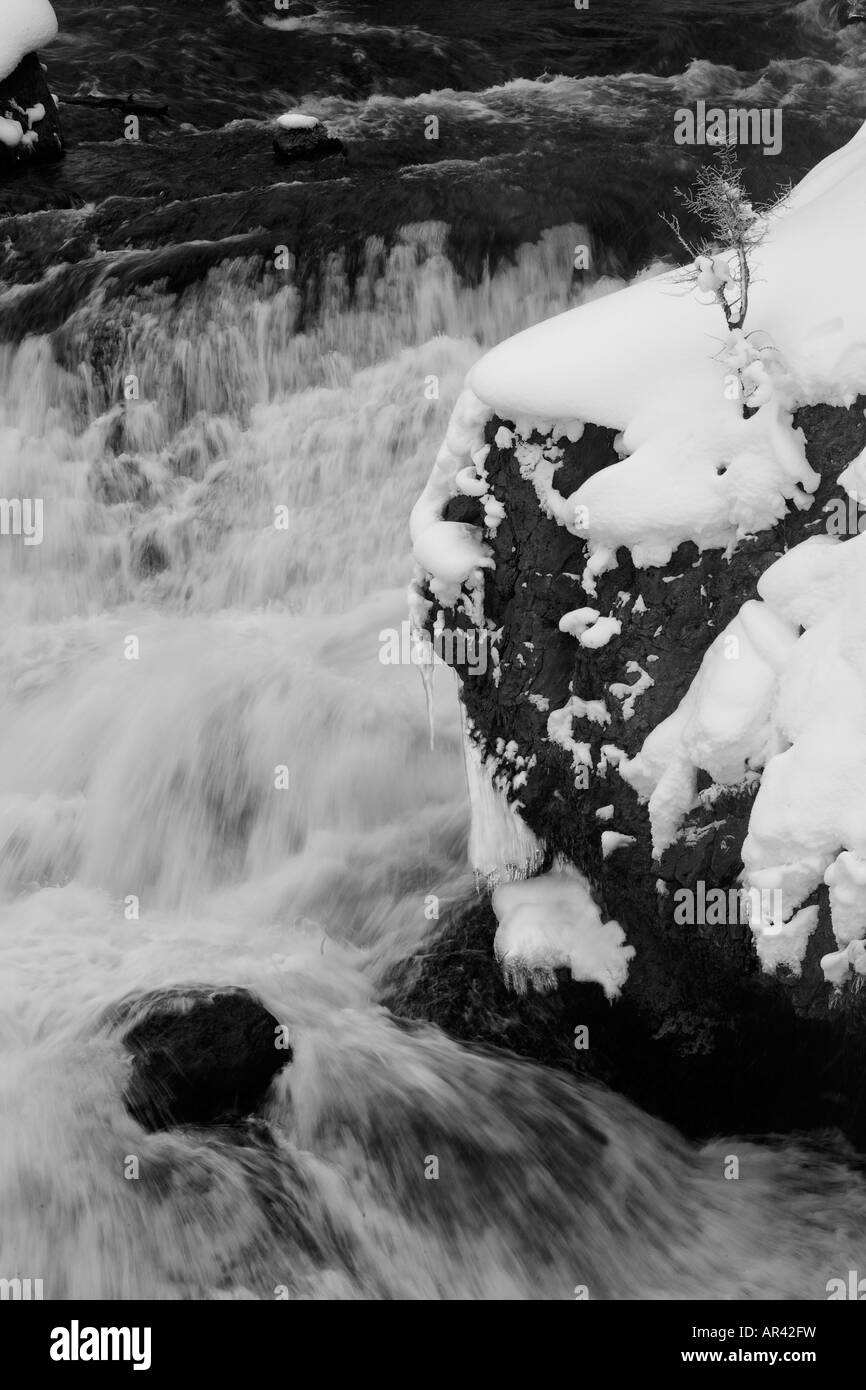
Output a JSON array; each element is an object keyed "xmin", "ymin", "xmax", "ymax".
[
  {"xmin": 752, "ymin": 905, "xmax": 818, "ymax": 975},
  {"xmin": 825, "ymin": 851, "xmax": 866, "ymax": 949},
  {"xmin": 492, "ymin": 858, "xmax": 634, "ymax": 998},
  {"xmin": 616, "ymin": 527, "xmax": 866, "ymax": 978},
  {"xmin": 821, "ymin": 939, "xmax": 866, "ymax": 988},
  {"xmin": 547, "ymin": 696, "xmax": 608, "ymax": 783},
  {"xmin": 620, "ymin": 599, "xmax": 799, "ymax": 857},
  {"xmin": 560, "ymin": 607, "xmax": 621, "ymax": 649},
  {"xmin": 0, "ymin": 113, "xmax": 23, "ymax": 147},
  {"xmin": 609, "ymin": 661, "xmax": 654, "ymax": 721},
  {"xmin": 739, "ymin": 536, "xmax": 866, "ymax": 965},
  {"xmin": 601, "ymin": 830, "xmax": 637, "ymax": 859},
  {"xmin": 838, "ymin": 442, "xmax": 866, "ymax": 503}
]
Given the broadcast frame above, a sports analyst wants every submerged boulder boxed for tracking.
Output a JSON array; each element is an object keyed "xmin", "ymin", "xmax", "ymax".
[
  {"xmin": 116, "ymin": 985, "xmax": 291, "ymax": 1132},
  {"xmin": 272, "ymin": 112, "xmax": 344, "ymax": 165}
]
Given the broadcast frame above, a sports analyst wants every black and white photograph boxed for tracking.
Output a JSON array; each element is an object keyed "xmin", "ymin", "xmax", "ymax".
[{"xmin": 1, "ymin": 0, "xmax": 866, "ymax": 1342}]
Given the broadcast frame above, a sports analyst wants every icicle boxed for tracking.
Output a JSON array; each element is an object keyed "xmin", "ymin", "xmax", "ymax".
[
  {"xmin": 408, "ymin": 574, "xmax": 436, "ymax": 751},
  {"xmin": 416, "ymin": 637, "xmax": 436, "ymax": 752},
  {"xmin": 460, "ymin": 705, "xmax": 545, "ymax": 892}
]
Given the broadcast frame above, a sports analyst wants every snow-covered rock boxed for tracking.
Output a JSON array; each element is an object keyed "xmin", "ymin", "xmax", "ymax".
[
  {"xmin": 272, "ymin": 111, "xmax": 345, "ymax": 165},
  {"xmin": 0, "ymin": 1, "xmax": 62, "ymax": 171},
  {"xmin": 410, "ymin": 119, "xmax": 866, "ymax": 1049}
]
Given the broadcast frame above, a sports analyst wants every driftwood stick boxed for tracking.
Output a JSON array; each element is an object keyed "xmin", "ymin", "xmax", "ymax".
[{"xmin": 54, "ymin": 92, "xmax": 169, "ymax": 117}]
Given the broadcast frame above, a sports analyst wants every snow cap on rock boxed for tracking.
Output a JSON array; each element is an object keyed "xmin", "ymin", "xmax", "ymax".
[
  {"xmin": 0, "ymin": 0, "xmax": 57, "ymax": 82},
  {"xmin": 276, "ymin": 112, "xmax": 320, "ymax": 130}
]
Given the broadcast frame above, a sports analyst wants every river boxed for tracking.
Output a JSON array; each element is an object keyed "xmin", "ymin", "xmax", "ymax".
[{"xmin": 1, "ymin": 0, "xmax": 865, "ymax": 1300}]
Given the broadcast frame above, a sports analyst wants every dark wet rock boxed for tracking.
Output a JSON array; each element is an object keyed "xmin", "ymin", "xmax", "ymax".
[
  {"xmin": 132, "ymin": 531, "xmax": 169, "ymax": 576},
  {"xmin": 116, "ymin": 985, "xmax": 291, "ymax": 1132},
  {"xmin": 838, "ymin": 0, "xmax": 866, "ymax": 25},
  {"xmin": 401, "ymin": 396, "xmax": 866, "ymax": 1145},
  {"xmin": 272, "ymin": 119, "xmax": 345, "ymax": 166},
  {"xmin": 0, "ymin": 53, "xmax": 63, "ymax": 172},
  {"xmin": 386, "ymin": 892, "xmax": 866, "ymax": 1150}
]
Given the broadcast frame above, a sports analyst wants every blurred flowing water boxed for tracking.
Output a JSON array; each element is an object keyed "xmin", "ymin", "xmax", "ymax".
[{"xmin": 1, "ymin": 0, "xmax": 865, "ymax": 1300}]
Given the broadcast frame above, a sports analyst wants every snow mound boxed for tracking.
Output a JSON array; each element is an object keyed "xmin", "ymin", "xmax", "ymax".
[
  {"xmin": 492, "ymin": 859, "xmax": 634, "ymax": 998},
  {"xmin": 0, "ymin": 0, "xmax": 57, "ymax": 82}
]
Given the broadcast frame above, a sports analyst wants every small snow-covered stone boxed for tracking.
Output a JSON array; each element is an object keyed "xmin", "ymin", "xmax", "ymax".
[{"xmin": 273, "ymin": 113, "xmax": 344, "ymax": 164}]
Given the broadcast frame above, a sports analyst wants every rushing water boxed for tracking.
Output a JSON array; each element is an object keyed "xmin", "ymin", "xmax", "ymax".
[{"xmin": 2, "ymin": 0, "xmax": 866, "ymax": 1301}]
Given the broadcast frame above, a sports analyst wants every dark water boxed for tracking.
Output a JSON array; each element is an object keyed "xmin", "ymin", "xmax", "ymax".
[
  {"xmin": 5, "ymin": 0, "xmax": 865, "ymax": 286},
  {"xmin": 1, "ymin": 0, "xmax": 866, "ymax": 1302}
]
